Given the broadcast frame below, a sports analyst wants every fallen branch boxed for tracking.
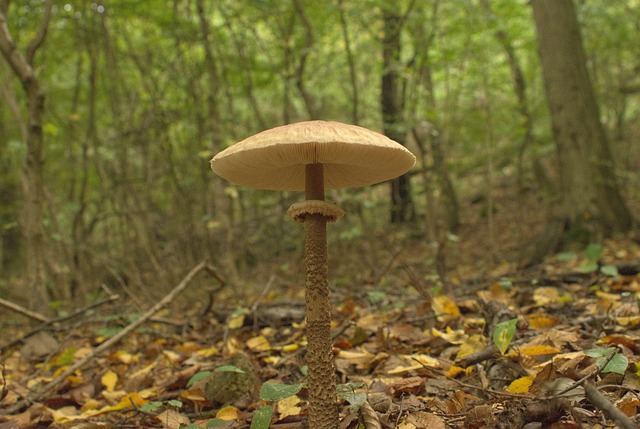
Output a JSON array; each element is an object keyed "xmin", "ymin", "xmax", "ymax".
[
  {"xmin": 583, "ymin": 382, "xmax": 635, "ymax": 429},
  {"xmin": 0, "ymin": 298, "xmax": 49, "ymax": 323},
  {"xmin": 0, "ymin": 294, "xmax": 120, "ymax": 353},
  {"xmin": 1, "ymin": 261, "xmax": 213, "ymax": 415}
]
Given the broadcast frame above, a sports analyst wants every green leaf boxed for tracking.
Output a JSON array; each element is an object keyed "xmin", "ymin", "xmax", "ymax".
[
  {"xmin": 338, "ymin": 392, "xmax": 367, "ymax": 410},
  {"xmin": 602, "ymin": 353, "xmax": 628, "ymax": 375},
  {"xmin": 600, "ymin": 264, "xmax": 619, "ymax": 278},
  {"xmin": 187, "ymin": 371, "xmax": 212, "ymax": 388},
  {"xmin": 578, "ymin": 262, "xmax": 598, "ymax": 273},
  {"xmin": 584, "ymin": 347, "xmax": 615, "ymax": 358},
  {"xmin": 555, "ymin": 251, "xmax": 576, "ymax": 261},
  {"xmin": 206, "ymin": 419, "xmax": 228, "ymax": 428},
  {"xmin": 167, "ymin": 399, "xmax": 183, "ymax": 408},
  {"xmin": 585, "ymin": 347, "xmax": 627, "ymax": 375},
  {"xmin": 493, "ymin": 318, "xmax": 518, "ymax": 355},
  {"xmin": 367, "ymin": 291, "xmax": 387, "ymax": 305},
  {"xmin": 180, "ymin": 425, "xmax": 203, "ymax": 429},
  {"xmin": 250, "ymin": 405, "xmax": 273, "ymax": 429},
  {"xmin": 585, "ymin": 243, "xmax": 602, "ymax": 262},
  {"xmin": 259, "ymin": 383, "xmax": 303, "ymax": 401},
  {"xmin": 215, "ymin": 365, "xmax": 245, "ymax": 374},
  {"xmin": 140, "ymin": 401, "xmax": 164, "ymax": 413},
  {"xmin": 336, "ymin": 381, "xmax": 366, "ymax": 393}
]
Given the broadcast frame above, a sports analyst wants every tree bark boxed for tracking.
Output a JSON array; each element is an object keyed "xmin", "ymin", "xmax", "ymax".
[
  {"xmin": 0, "ymin": 0, "xmax": 52, "ymax": 312},
  {"xmin": 528, "ymin": 0, "xmax": 634, "ymax": 262},
  {"xmin": 381, "ymin": 5, "xmax": 414, "ymax": 224}
]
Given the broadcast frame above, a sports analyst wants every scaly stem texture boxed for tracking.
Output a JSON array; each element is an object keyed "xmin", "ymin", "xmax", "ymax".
[{"xmin": 304, "ymin": 214, "xmax": 338, "ymax": 429}]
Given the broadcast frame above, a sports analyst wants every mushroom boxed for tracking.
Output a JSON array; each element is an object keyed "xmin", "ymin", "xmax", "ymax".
[{"xmin": 210, "ymin": 120, "xmax": 415, "ymax": 429}]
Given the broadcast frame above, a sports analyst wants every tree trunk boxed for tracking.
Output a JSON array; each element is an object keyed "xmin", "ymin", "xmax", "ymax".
[
  {"xmin": 480, "ymin": 0, "xmax": 534, "ymax": 193},
  {"xmin": 0, "ymin": 0, "xmax": 52, "ymax": 312},
  {"xmin": 528, "ymin": 0, "xmax": 634, "ymax": 262},
  {"xmin": 381, "ymin": 6, "xmax": 414, "ymax": 224}
]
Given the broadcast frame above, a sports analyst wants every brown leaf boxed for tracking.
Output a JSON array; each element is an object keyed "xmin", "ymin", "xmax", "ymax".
[{"xmin": 406, "ymin": 411, "xmax": 445, "ymax": 429}]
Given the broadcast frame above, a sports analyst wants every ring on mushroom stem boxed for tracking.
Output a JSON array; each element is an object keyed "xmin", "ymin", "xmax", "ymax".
[{"xmin": 210, "ymin": 120, "xmax": 415, "ymax": 429}]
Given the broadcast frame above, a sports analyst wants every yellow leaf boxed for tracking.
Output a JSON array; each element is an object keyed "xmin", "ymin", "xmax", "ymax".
[
  {"xmin": 446, "ymin": 365, "xmax": 473, "ymax": 378},
  {"xmin": 456, "ymin": 334, "xmax": 488, "ymax": 360},
  {"xmin": 277, "ymin": 395, "xmax": 302, "ymax": 419},
  {"xmin": 409, "ymin": 354, "xmax": 440, "ymax": 368},
  {"xmin": 431, "ymin": 326, "xmax": 467, "ymax": 344},
  {"xmin": 216, "ymin": 405, "xmax": 241, "ymax": 421},
  {"xmin": 280, "ymin": 343, "xmax": 299, "ymax": 353},
  {"xmin": 533, "ymin": 287, "xmax": 560, "ymax": 306},
  {"xmin": 527, "ymin": 316, "xmax": 558, "ymax": 330},
  {"xmin": 101, "ymin": 370, "xmax": 118, "ymax": 392},
  {"xmin": 520, "ymin": 345, "xmax": 560, "ymax": 357},
  {"xmin": 263, "ymin": 356, "xmax": 280, "ymax": 364},
  {"xmin": 99, "ymin": 392, "xmax": 148, "ymax": 413},
  {"xmin": 113, "ymin": 350, "xmax": 137, "ymax": 364},
  {"xmin": 432, "ymin": 295, "xmax": 461, "ymax": 321},
  {"xmin": 195, "ymin": 346, "xmax": 219, "ymax": 357},
  {"xmin": 162, "ymin": 350, "xmax": 182, "ymax": 363},
  {"xmin": 595, "ymin": 291, "xmax": 620, "ymax": 301},
  {"xmin": 227, "ymin": 312, "xmax": 246, "ymax": 329},
  {"xmin": 131, "ymin": 362, "xmax": 156, "ymax": 378},
  {"xmin": 506, "ymin": 375, "xmax": 534, "ymax": 394},
  {"xmin": 246, "ymin": 335, "xmax": 271, "ymax": 352},
  {"xmin": 617, "ymin": 316, "xmax": 640, "ymax": 326}
]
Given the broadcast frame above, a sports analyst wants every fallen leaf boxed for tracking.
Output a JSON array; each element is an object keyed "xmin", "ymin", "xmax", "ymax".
[
  {"xmin": 216, "ymin": 405, "xmax": 241, "ymax": 421},
  {"xmin": 101, "ymin": 370, "xmax": 118, "ymax": 392},
  {"xmin": 155, "ymin": 409, "xmax": 190, "ymax": 429}
]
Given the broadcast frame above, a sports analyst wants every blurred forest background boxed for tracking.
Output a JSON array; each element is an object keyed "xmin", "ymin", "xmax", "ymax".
[{"xmin": 1, "ymin": 0, "xmax": 639, "ymax": 314}]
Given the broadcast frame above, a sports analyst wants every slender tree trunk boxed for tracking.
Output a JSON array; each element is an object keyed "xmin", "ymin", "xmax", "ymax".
[
  {"xmin": 0, "ymin": 0, "xmax": 52, "ymax": 312},
  {"xmin": 292, "ymin": 0, "xmax": 320, "ymax": 119},
  {"xmin": 528, "ymin": 0, "xmax": 634, "ymax": 262},
  {"xmin": 196, "ymin": 0, "xmax": 240, "ymax": 283},
  {"xmin": 479, "ymin": 0, "xmax": 533, "ymax": 192},
  {"xmin": 337, "ymin": 0, "xmax": 359, "ymax": 125},
  {"xmin": 381, "ymin": 6, "xmax": 414, "ymax": 224}
]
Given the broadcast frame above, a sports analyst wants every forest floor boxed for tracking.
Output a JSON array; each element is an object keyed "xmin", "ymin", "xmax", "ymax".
[{"xmin": 1, "ymin": 178, "xmax": 640, "ymax": 429}]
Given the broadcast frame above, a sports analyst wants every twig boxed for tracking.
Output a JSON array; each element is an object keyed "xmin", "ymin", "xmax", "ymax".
[
  {"xmin": 252, "ymin": 274, "xmax": 276, "ymax": 330},
  {"xmin": 583, "ymin": 382, "xmax": 636, "ymax": 429},
  {"xmin": 0, "ymin": 261, "xmax": 211, "ymax": 415},
  {"xmin": 552, "ymin": 347, "xmax": 619, "ymax": 397},
  {"xmin": 0, "ymin": 294, "xmax": 121, "ymax": 353},
  {"xmin": 0, "ymin": 298, "xmax": 49, "ymax": 323},
  {"xmin": 360, "ymin": 400, "xmax": 382, "ymax": 429}
]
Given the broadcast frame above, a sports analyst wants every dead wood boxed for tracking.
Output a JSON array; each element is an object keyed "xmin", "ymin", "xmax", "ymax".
[
  {"xmin": 0, "ymin": 298, "xmax": 49, "ymax": 323},
  {"xmin": 583, "ymin": 382, "xmax": 636, "ymax": 429},
  {"xmin": 0, "ymin": 294, "xmax": 120, "ymax": 353},
  {"xmin": 0, "ymin": 261, "xmax": 215, "ymax": 415}
]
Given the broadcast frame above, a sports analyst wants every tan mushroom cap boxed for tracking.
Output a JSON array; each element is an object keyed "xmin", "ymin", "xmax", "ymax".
[{"xmin": 210, "ymin": 120, "xmax": 416, "ymax": 191}]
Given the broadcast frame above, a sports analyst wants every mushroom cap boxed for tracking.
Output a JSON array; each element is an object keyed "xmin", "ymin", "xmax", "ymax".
[{"xmin": 210, "ymin": 120, "xmax": 416, "ymax": 191}]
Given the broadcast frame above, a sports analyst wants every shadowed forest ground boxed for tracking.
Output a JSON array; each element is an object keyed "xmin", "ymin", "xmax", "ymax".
[{"xmin": 1, "ymin": 172, "xmax": 640, "ymax": 429}]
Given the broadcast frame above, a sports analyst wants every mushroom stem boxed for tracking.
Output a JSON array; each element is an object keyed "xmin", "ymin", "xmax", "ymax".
[
  {"xmin": 305, "ymin": 162, "xmax": 325, "ymax": 200},
  {"xmin": 303, "ymin": 163, "xmax": 339, "ymax": 429}
]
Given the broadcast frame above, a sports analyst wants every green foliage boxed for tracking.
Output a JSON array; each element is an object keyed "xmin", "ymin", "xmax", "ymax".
[
  {"xmin": 574, "ymin": 243, "xmax": 619, "ymax": 277},
  {"xmin": 585, "ymin": 347, "xmax": 628, "ymax": 375},
  {"xmin": 215, "ymin": 365, "xmax": 245, "ymax": 374},
  {"xmin": 187, "ymin": 371, "xmax": 212, "ymax": 388},
  {"xmin": 1, "ymin": 0, "xmax": 638, "ymax": 306},
  {"xmin": 337, "ymin": 382, "xmax": 367, "ymax": 411},
  {"xmin": 259, "ymin": 382, "xmax": 303, "ymax": 402},
  {"xmin": 249, "ymin": 406, "xmax": 273, "ymax": 429},
  {"xmin": 493, "ymin": 318, "xmax": 517, "ymax": 355}
]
